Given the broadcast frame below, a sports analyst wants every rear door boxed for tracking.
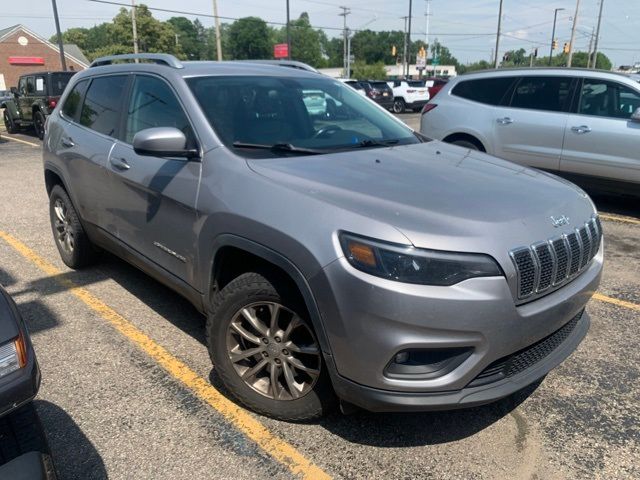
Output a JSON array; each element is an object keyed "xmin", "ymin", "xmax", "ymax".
[
  {"xmin": 106, "ymin": 74, "xmax": 201, "ymax": 283},
  {"xmin": 492, "ymin": 75, "xmax": 577, "ymax": 170},
  {"xmin": 560, "ymin": 78, "xmax": 640, "ymax": 184}
]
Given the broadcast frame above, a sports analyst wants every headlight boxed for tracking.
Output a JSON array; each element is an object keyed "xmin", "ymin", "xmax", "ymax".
[
  {"xmin": 0, "ymin": 334, "xmax": 28, "ymax": 379},
  {"xmin": 340, "ymin": 233, "xmax": 503, "ymax": 286}
]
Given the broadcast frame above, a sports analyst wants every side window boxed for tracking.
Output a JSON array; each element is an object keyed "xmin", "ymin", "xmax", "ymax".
[
  {"xmin": 510, "ymin": 76, "xmax": 573, "ymax": 113},
  {"xmin": 80, "ymin": 75, "xmax": 127, "ymax": 137},
  {"xmin": 451, "ymin": 77, "xmax": 516, "ymax": 105},
  {"xmin": 61, "ymin": 80, "xmax": 89, "ymax": 120},
  {"xmin": 26, "ymin": 77, "xmax": 35, "ymax": 94},
  {"xmin": 18, "ymin": 77, "xmax": 27, "ymax": 95},
  {"xmin": 35, "ymin": 76, "xmax": 46, "ymax": 94},
  {"xmin": 125, "ymin": 75, "xmax": 194, "ymax": 145},
  {"xmin": 578, "ymin": 79, "xmax": 640, "ymax": 119}
]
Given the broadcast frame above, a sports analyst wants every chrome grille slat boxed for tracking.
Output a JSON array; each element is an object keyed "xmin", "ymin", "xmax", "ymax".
[{"xmin": 510, "ymin": 215, "xmax": 601, "ymax": 301}]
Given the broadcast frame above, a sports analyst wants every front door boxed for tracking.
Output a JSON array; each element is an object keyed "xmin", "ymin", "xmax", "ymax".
[
  {"xmin": 18, "ymin": 76, "xmax": 34, "ymax": 121},
  {"xmin": 560, "ymin": 78, "xmax": 640, "ymax": 184},
  {"xmin": 492, "ymin": 75, "xmax": 576, "ymax": 171},
  {"xmin": 106, "ymin": 74, "xmax": 201, "ymax": 284}
]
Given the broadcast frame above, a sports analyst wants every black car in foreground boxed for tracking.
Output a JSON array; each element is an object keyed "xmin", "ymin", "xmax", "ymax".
[{"xmin": 0, "ymin": 286, "xmax": 56, "ymax": 479}]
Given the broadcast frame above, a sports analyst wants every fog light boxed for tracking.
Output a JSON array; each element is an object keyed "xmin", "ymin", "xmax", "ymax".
[{"xmin": 395, "ymin": 352, "xmax": 410, "ymax": 364}]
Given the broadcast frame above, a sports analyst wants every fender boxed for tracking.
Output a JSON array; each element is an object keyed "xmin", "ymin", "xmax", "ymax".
[
  {"xmin": 206, "ymin": 234, "xmax": 334, "ymax": 356},
  {"xmin": 1, "ymin": 99, "xmax": 20, "ymax": 120}
]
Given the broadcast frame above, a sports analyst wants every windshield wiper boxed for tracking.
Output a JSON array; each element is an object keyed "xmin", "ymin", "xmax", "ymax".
[
  {"xmin": 346, "ymin": 139, "xmax": 401, "ymax": 149},
  {"xmin": 232, "ymin": 142, "xmax": 324, "ymax": 155}
]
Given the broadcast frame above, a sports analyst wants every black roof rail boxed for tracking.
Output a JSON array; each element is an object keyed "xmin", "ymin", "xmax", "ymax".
[{"xmin": 90, "ymin": 53, "xmax": 184, "ymax": 69}]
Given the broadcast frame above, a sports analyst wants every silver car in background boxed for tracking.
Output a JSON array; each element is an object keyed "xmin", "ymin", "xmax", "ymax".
[{"xmin": 420, "ymin": 68, "xmax": 640, "ymax": 196}]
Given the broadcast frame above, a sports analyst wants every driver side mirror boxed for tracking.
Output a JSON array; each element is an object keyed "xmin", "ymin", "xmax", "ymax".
[
  {"xmin": 631, "ymin": 108, "xmax": 640, "ymax": 123},
  {"xmin": 132, "ymin": 127, "xmax": 199, "ymax": 159},
  {"xmin": 10, "ymin": 86, "xmax": 18, "ymax": 96}
]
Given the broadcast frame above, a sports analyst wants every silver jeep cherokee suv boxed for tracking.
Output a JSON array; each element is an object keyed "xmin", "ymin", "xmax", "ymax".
[{"xmin": 43, "ymin": 54, "xmax": 603, "ymax": 421}]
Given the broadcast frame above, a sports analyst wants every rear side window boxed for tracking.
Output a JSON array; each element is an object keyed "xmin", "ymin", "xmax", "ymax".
[
  {"xmin": 61, "ymin": 80, "xmax": 88, "ymax": 120},
  {"xmin": 125, "ymin": 75, "xmax": 194, "ymax": 145},
  {"xmin": 452, "ymin": 77, "xmax": 516, "ymax": 105},
  {"xmin": 510, "ymin": 76, "xmax": 573, "ymax": 113},
  {"xmin": 80, "ymin": 75, "xmax": 127, "ymax": 137}
]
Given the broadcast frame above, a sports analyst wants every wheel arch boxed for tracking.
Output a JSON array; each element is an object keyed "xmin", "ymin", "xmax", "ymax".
[
  {"xmin": 442, "ymin": 132, "xmax": 487, "ymax": 152},
  {"xmin": 207, "ymin": 234, "xmax": 333, "ymax": 356}
]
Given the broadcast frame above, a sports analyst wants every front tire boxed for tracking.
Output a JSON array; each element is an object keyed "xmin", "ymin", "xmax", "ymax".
[
  {"xmin": 33, "ymin": 111, "xmax": 46, "ymax": 140},
  {"xmin": 392, "ymin": 98, "xmax": 406, "ymax": 114},
  {"xmin": 3, "ymin": 109, "xmax": 18, "ymax": 134},
  {"xmin": 451, "ymin": 139, "xmax": 480, "ymax": 150},
  {"xmin": 207, "ymin": 272, "xmax": 335, "ymax": 421},
  {"xmin": 49, "ymin": 185, "xmax": 98, "ymax": 269}
]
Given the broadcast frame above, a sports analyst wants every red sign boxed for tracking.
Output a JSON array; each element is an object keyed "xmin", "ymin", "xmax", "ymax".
[
  {"xmin": 273, "ymin": 43, "xmax": 289, "ymax": 59},
  {"xmin": 8, "ymin": 56, "xmax": 45, "ymax": 65}
]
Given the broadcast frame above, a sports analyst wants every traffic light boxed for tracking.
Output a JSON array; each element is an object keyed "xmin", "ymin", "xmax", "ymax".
[
  {"xmin": 534, "ymin": 48, "xmax": 538, "ymax": 58},
  {"xmin": 391, "ymin": 45, "xmax": 397, "ymax": 56},
  {"xmin": 563, "ymin": 42, "xmax": 570, "ymax": 54},
  {"xmin": 552, "ymin": 40, "xmax": 558, "ymax": 50}
]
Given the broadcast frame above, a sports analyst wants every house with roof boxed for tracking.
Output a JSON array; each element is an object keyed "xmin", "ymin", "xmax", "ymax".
[{"xmin": 0, "ymin": 24, "xmax": 89, "ymax": 90}]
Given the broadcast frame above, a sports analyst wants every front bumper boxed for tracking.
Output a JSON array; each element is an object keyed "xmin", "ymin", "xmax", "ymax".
[
  {"xmin": 0, "ymin": 354, "xmax": 40, "ymax": 419},
  {"xmin": 310, "ymin": 244, "xmax": 601, "ymax": 411}
]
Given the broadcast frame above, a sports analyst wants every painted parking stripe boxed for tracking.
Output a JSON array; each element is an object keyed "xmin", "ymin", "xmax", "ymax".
[
  {"xmin": 599, "ymin": 213, "xmax": 640, "ymax": 226},
  {"xmin": 0, "ymin": 134, "xmax": 40, "ymax": 148},
  {"xmin": 0, "ymin": 230, "xmax": 331, "ymax": 480},
  {"xmin": 593, "ymin": 293, "xmax": 640, "ymax": 312}
]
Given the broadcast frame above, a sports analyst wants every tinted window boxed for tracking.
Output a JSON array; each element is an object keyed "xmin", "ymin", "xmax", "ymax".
[
  {"xmin": 452, "ymin": 77, "xmax": 515, "ymax": 105},
  {"xmin": 125, "ymin": 75, "xmax": 194, "ymax": 145},
  {"xmin": 578, "ymin": 79, "xmax": 640, "ymax": 119},
  {"xmin": 80, "ymin": 75, "xmax": 127, "ymax": 137},
  {"xmin": 50, "ymin": 72, "xmax": 76, "ymax": 96},
  {"xmin": 61, "ymin": 80, "xmax": 89, "ymax": 120},
  {"xmin": 407, "ymin": 80, "xmax": 425, "ymax": 87},
  {"xmin": 510, "ymin": 76, "xmax": 572, "ymax": 112},
  {"xmin": 26, "ymin": 77, "xmax": 35, "ymax": 94}
]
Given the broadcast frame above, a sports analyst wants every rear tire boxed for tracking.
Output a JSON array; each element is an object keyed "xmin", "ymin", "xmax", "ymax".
[
  {"xmin": 3, "ymin": 109, "xmax": 18, "ymax": 134},
  {"xmin": 207, "ymin": 272, "xmax": 336, "ymax": 421},
  {"xmin": 49, "ymin": 185, "xmax": 98, "ymax": 269},
  {"xmin": 392, "ymin": 98, "xmax": 406, "ymax": 114},
  {"xmin": 33, "ymin": 111, "xmax": 45, "ymax": 140},
  {"xmin": 451, "ymin": 139, "xmax": 481, "ymax": 151}
]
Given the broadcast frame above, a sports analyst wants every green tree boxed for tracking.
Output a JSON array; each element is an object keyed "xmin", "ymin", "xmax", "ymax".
[
  {"xmin": 351, "ymin": 61, "xmax": 387, "ymax": 79},
  {"xmin": 430, "ymin": 40, "xmax": 460, "ymax": 68},
  {"xmin": 276, "ymin": 13, "xmax": 325, "ymax": 67},
  {"xmin": 168, "ymin": 17, "xmax": 200, "ymax": 59},
  {"xmin": 227, "ymin": 17, "xmax": 272, "ymax": 60}
]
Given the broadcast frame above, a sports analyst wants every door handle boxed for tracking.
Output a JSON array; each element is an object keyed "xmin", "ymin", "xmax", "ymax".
[
  {"xmin": 571, "ymin": 125, "xmax": 592, "ymax": 134},
  {"xmin": 496, "ymin": 117, "xmax": 513, "ymax": 125},
  {"xmin": 109, "ymin": 157, "xmax": 130, "ymax": 171},
  {"xmin": 61, "ymin": 137, "xmax": 74, "ymax": 148}
]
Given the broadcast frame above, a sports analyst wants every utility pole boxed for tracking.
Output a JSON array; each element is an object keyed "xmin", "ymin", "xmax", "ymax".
[
  {"xmin": 402, "ymin": 16, "xmax": 408, "ymax": 77},
  {"xmin": 339, "ymin": 7, "xmax": 351, "ymax": 78},
  {"xmin": 591, "ymin": 0, "xmax": 605, "ymax": 69},
  {"xmin": 587, "ymin": 27, "xmax": 595, "ymax": 68},
  {"xmin": 212, "ymin": 0, "xmax": 223, "ymax": 60},
  {"xmin": 549, "ymin": 8, "xmax": 564, "ymax": 66},
  {"xmin": 406, "ymin": 0, "xmax": 413, "ymax": 78},
  {"xmin": 494, "ymin": 0, "xmax": 504, "ymax": 68},
  {"xmin": 131, "ymin": 0, "xmax": 139, "ymax": 55},
  {"xmin": 50, "ymin": 0, "xmax": 67, "ymax": 70},
  {"xmin": 567, "ymin": 0, "xmax": 580, "ymax": 67},
  {"xmin": 424, "ymin": 0, "xmax": 430, "ymax": 45},
  {"xmin": 286, "ymin": 0, "xmax": 291, "ymax": 60}
]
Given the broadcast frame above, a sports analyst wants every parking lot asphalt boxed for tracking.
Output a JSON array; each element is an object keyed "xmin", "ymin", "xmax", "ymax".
[{"xmin": 0, "ymin": 126, "xmax": 638, "ymax": 480}]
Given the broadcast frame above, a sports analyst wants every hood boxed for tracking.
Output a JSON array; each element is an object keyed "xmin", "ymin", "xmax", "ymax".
[{"xmin": 247, "ymin": 141, "xmax": 595, "ymax": 259}]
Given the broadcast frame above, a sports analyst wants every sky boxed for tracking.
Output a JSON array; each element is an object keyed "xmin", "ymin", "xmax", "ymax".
[{"xmin": 5, "ymin": 0, "xmax": 639, "ymax": 67}]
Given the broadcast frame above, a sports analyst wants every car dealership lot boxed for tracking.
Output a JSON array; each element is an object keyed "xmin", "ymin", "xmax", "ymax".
[{"xmin": 0, "ymin": 130, "xmax": 638, "ymax": 479}]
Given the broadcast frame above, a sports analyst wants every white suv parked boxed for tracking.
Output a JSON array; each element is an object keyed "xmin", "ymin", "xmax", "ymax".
[
  {"xmin": 420, "ymin": 68, "xmax": 640, "ymax": 195},
  {"xmin": 388, "ymin": 79, "xmax": 430, "ymax": 113}
]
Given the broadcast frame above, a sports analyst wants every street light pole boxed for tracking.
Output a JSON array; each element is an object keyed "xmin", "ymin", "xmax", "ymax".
[
  {"xmin": 549, "ymin": 8, "xmax": 564, "ymax": 66},
  {"xmin": 286, "ymin": 0, "xmax": 291, "ymax": 60},
  {"xmin": 493, "ymin": 0, "xmax": 504, "ymax": 69},
  {"xmin": 212, "ymin": 0, "xmax": 223, "ymax": 60},
  {"xmin": 567, "ymin": 0, "xmax": 581, "ymax": 67},
  {"xmin": 51, "ymin": 0, "xmax": 67, "ymax": 70},
  {"xmin": 131, "ymin": 0, "xmax": 139, "ymax": 55},
  {"xmin": 591, "ymin": 0, "xmax": 605, "ymax": 69},
  {"xmin": 339, "ymin": 6, "xmax": 350, "ymax": 78},
  {"xmin": 406, "ymin": 0, "xmax": 412, "ymax": 78}
]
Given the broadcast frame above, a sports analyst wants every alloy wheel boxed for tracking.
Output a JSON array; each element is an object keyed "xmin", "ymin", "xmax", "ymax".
[
  {"xmin": 53, "ymin": 198, "xmax": 75, "ymax": 253},
  {"xmin": 226, "ymin": 301, "xmax": 321, "ymax": 400}
]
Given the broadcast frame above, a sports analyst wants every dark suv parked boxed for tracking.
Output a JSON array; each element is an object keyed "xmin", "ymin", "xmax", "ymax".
[
  {"xmin": 43, "ymin": 54, "xmax": 601, "ymax": 421},
  {"xmin": 2, "ymin": 71, "xmax": 75, "ymax": 140}
]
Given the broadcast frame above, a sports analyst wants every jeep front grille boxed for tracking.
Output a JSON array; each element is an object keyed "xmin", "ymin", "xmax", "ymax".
[{"xmin": 510, "ymin": 216, "xmax": 601, "ymax": 301}]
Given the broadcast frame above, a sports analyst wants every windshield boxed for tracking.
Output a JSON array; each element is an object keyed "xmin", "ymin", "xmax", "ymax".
[
  {"xmin": 50, "ymin": 72, "xmax": 76, "ymax": 96},
  {"xmin": 187, "ymin": 75, "xmax": 419, "ymax": 157}
]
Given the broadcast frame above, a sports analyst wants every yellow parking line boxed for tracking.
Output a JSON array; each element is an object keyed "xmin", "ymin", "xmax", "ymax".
[
  {"xmin": 0, "ymin": 230, "xmax": 331, "ymax": 480},
  {"xmin": 593, "ymin": 293, "xmax": 640, "ymax": 312},
  {"xmin": 0, "ymin": 134, "xmax": 40, "ymax": 148},
  {"xmin": 599, "ymin": 213, "xmax": 640, "ymax": 226}
]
